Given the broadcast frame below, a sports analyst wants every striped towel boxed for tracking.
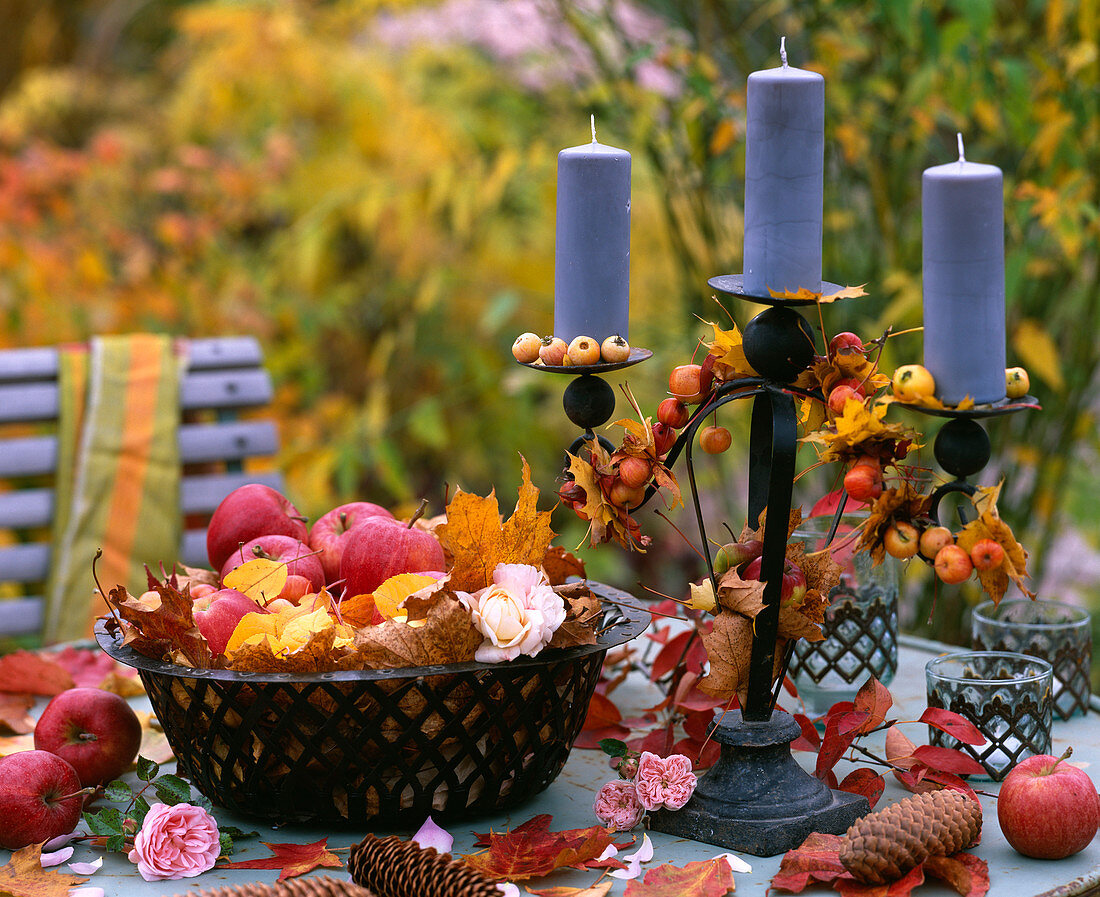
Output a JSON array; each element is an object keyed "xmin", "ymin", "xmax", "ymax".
[{"xmin": 44, "ymin": 335, "xmax": 183, "ymax": 643}]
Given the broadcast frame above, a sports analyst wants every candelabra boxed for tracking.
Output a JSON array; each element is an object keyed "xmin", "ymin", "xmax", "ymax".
[{"xmin": 528, "ymin": 271, "xmax": 1036, "ymax": 856}]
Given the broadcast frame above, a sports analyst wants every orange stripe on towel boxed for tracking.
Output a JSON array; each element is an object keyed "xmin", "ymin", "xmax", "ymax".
[{"xmin": 90, "ymin": 339, "xmax": 163, "ymax": 633}]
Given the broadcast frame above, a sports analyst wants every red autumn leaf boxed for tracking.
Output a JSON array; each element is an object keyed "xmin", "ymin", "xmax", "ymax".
[
  {"xmin": 49, "ymin": 645, "xmax": 124, "ymax": 688},
  {"xmin": 893, "ymin": 766, "xmax": 981, "ymax": 805},
  {"xmin": 924, "ymin": 852, "xmax": 990, "ymax": 897},
  {"xmin": 0, "ymin": 694, "xmax": 35, "ymax": 734},
  {"xmin": 573, "ymin": 725, "xmax": 632, "ymax": 750},
  {"xmin": 771, "ymin": 831, "xmax": 989, "ymax": 897},
  {"xmin": 465, "ymin": 816, "xmax": 622, "ymax": 880},
  {"xmin": 623, "ymin": 858, "xmax": 735, "ymax": 897},
  {"xmin": 815, "ymin": 714, "xmax": 857, "ymax": 779},
  {"xmin": 583, "ymin": 692, "xmax": 623, "ymax": 730},
  {"xmin": 791, "ymin": 713, "xmax": 821, "ymax": 752},
  {"xmin": 912, "ymin": 745, "xmax": 987, "ymax": 776},
  {"xmin": 919, "ymin": 707, "xmax": 986, "ymax": 746},
  {"xmin": 650, "ymin": 630, "xmax": 704, "ymax": 681},
  {"xmin": 682, "ymin": 708, "xmax": 715, "ymax": 742},
  {"xmin": 218, "ymin": 838, "xmax": 342, "ymax": 881},
  {"xmin": 629, "ymin": 726, "xmax": 677, "ymax": 757},
  {"xmin": 671, "ymin": 736, "xmax": 721, "ymax": 770},
  {"xmin": 0, "ymin": 651, "xmax": 75, "ymax": 696},
  {"xmin": 838, "ymin": 768, "xmax": 886, "ymax": 809},
  {"xmin": 850, "ymin": 677, "xmax": 893, "ymax": 734}
]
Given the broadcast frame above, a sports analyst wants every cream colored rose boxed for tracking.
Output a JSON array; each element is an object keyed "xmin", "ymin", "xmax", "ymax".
[{"xmin": 461, "ymin": 563, "xmax": 566, "ymax": 663}]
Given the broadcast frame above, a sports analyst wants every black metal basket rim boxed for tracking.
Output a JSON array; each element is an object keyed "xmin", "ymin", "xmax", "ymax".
[{"xmin": 94, "ymin": 581, "xmax": 649, "ymax": 683}]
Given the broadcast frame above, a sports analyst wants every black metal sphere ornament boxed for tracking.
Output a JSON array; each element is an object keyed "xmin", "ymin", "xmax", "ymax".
[
  {"xmin": 563, "ymin": 374, "xmax": 616, "ymax": 431},
  {"xmin": 742, "ymin": 306, "xmax": 816, "ymax": 383},
  {"xmin": 933, "ymin": 418, "xmax": 992, "ymax": 479}
]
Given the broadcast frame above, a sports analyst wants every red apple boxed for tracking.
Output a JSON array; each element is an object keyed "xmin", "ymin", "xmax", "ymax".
[
  {"xmin": 0, "ymin": 751, "xmax": 88, "ymax": 849},
  {"xmin": 998, "ymin": 749, "xmax": 1100, "ymax": 859},
  {"xmin": 309, "ymin": 502, "xmax": 395, "ymax": 584},
  {"xmin": 193, "ymin": 588, "xmax": 270, "ymax": 654},
  {"xmin": 340, "ymin": 516, "xmax": 446, "ymax": 598},
  {"xmin": 33, "ymin": 688, "xmax": 143, "ymax": 787},
  {"xmin": 651, "ymin": 421, "xmax": 677, "ymax": 458},
  {"xmin": 742, "ymin": 556, "xmax": 808, "ymax": 608},
  {"xmin": 220, "ymin": 535, "xmax": 326, "ymax": 596},
  {"xmin": 828, "ymin": 331, "xmax": 864, "ymax": 357},
  {"xmin": 713, "ymin": 539, "xmax": 764, "ymax": 576},
  {"xmin": 206, "ymin": 484, "xmax": 309, "ymax": 571}
]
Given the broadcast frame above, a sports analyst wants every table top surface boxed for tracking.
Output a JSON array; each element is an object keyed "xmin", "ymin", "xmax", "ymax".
[{"xmin": 4, "ymin": 634, "xmax": 1099, "ymax": 897}]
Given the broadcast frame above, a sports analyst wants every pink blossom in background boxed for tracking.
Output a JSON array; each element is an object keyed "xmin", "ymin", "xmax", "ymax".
[
  {"xmin": 127, "ymin": 803, "xmax": 221, "ymax": 882},
  {"xmin": 634, "ymin": 751, "xmax": 697, "ymax": 811},
  {"xmin": 593, "ymin": 778, "xmax": 645, "ymax": 831}
]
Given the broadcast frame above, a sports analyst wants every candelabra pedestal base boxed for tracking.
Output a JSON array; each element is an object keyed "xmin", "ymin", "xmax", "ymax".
[{"xmin": 648, "ymin": 710, "xmax": 868, "ymax": 856}]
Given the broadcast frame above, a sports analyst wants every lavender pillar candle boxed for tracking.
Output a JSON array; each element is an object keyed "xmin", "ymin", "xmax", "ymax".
[
  {"xmin": 922, "ymin": 135, "xmax": 1006, "ymax": 405},
  {"xmin": 743, "ymin": 38, "xmax": 824, "ymax": 297},
  {"xmin": 554, "ymin": 120, "xmax": 631, "ymax": 344}
]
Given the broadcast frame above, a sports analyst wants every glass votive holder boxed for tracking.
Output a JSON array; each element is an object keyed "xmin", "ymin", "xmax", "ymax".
[
  {"xmin": 971, "ymin": 598, "xmax": 1091, "ymax": 720},
  {"xmin": 925, "ymin": 651, "xmax": 1053, "ymax": 781},
  {"xmin": 788, "ymin": 515, "xmax": 899, "ymax": 716}
]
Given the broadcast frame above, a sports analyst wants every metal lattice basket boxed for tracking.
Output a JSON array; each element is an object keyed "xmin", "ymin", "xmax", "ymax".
[{"xmin": 95, "ymin": 583, "xmax": 647, "ymax": 826}]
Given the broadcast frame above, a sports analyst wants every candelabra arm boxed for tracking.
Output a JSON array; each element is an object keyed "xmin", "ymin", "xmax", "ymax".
[{"xmin": 743, "ymin": 388, "xmax": 798, "ymax": 721}]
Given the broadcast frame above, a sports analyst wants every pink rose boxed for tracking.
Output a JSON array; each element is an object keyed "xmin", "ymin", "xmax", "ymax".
[
  {"xmin": 127, "ymin": 803, "xmax": 220, "ymax": 882},
  {"xmin": 594, "ymin": 779, "xmax": 645, "ymax": 831},
  {"xmin": 634, "ymin": 751, "xmax": 697, "ymax": 811}
]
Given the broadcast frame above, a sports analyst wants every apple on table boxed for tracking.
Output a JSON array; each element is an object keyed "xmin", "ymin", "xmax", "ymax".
[
  {"xmin": 33, "ymin": 688, "xmax": 143, "ymax": 787},
  {"xmin": 0, "ymin": 750, "xmax": 89, "ymax": 849},
  {"xmin": 998, "ymin": 748, "xmax": 1100, "ymax": 859}
]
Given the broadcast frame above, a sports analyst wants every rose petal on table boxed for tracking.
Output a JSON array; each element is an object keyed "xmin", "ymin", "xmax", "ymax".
[
  {"xmin": 44, "ymin": 830, "xmax": 82, "ymax": 852},
  {"xmin": 40, "ymin": 847, "xmax": 74, "ymax": 867},
  {"xmin": 496, "ymin": 884, "xmax": 520, "ymax": 897},
  {"xmin": 609, "ymin": 834, "xmax": 653, "ymax": 879},
  {"xmin": 68, "ymin": 857, "xmax": 103, "ymax": 875},
  {"xmin": 68, "ymin": 888, "xmax": 104, "ymax": 897},
  {"xmin": 412, "ymin": 815, "xmax": 453, "ymax": 855},
  {"xmin": 713, "ymin": 852, "xmax": 752, "ymax": 874},
  {"xmin": 595, "ymin": 844, "xmax": 618, "ymax": 862}
]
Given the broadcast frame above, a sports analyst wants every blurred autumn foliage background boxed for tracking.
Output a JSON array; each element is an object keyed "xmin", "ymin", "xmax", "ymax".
[{"xmin": 1, "ymin": 0, "xmax": 1098, "ymax": 649}]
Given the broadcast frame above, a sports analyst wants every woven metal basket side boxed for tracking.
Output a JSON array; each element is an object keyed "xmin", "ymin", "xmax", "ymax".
[{"xmin": 140, "ymin": 649, "xmax": 605, "ymax": 824}]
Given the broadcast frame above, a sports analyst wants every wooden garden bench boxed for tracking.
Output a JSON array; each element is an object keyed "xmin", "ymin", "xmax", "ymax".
[{"xmin": 0, "ymin": 336, "xmax": 284, "ymax": 639}]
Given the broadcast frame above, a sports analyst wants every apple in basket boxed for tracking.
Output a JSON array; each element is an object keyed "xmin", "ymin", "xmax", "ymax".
[
  {"xmin": 0, "ymin": 750, "xmax": 88, "ymax": 849},
  {"xmin": 193, "ymin": 588, "xmax": 272, "ymax": 655},
  {"xmin": 309, "ymin": 501, "xmax": 394, "ymax": 585},
  {"xmin": 219, "ymin": 535, "xmax": 326, "ymax": 597},
  {"xmin": 206, "ymin": 484, "xmax": 309, "ymax": 571},
  {"xmin": 34, "ymin": 688, "xmax": 143, "ymax": 786},
  {"xmin": 340, "ymin": 516, "xmax": 446, "ymax": 598}
]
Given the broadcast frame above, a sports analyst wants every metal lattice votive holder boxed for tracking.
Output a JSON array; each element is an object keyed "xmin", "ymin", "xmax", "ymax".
[
  {"xmin": 93, "ymin": 589, "xmax": 648, "ymax": 826},
  {"xmin": 971, "ymin": 598, "xmax": 1091, "ymax": 720},
  {"xmin": 925, "ymin": 650, "xmax": 1053, "ymax": 781},
  {"xmin": 788, "ymin": 516, "xmax": 899, "ymax": 716}
]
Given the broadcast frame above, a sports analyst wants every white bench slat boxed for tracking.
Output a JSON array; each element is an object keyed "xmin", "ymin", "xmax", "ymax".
[
  {"xmin": 0, "ymin": 337, "xmax": 266, "ymax": 384},
  {"xmin": 0, "ymin": 597, "xmax": 43, "ymax": 637},
  {"xmin": 0, "ymin": 436, "xmax": 58, "ymax": 477},
  {"xmin": 0, "ymin": 543, "xmax": 49, "ymax": 582},
  {"xmin": 0, "ymin": 469, "xmax": 284, "ymax": 531},
  {"xmin": 0, "ymin": 383, "xmax": 59, "ymax": 424},
  {"xmin": 180, "ymin": 529, "xmax": 208, "ymax": 568}
]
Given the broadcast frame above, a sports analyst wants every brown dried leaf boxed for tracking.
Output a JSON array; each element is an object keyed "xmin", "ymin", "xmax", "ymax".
[
  {"xmin": 0, "ymin": 845, "xmax": 88, "ymax": 897},
  {"xmin": 698, "ymin": 611, "xmax": 783, "ymax": 703},
  {"xmin": 857, "ymin": 483, "xmax": 932, "ymax": 567},
  {"xmin": 348, "ymin": 594, "xmax": 482, "ymax": 668},
  {"xmin": 437, "ymin": 456, "xmax": 554, "ymax": 593},
  {"xmin": 544, "ymin": 546, "xmax": 587, "ymax": 585},
  {"xmin": 777, "ymin": 606, "xmax": 824, "ymax": 642},
  {"xmin": 802, "ymin": 399, "xmax": 920, "ymax": 465},
  {"xmin": 107, "ymin": 578, "xmax": 213, "ymax": 668},
  {"xmin": 715, "ymin": 569, "xmax": 767, "ymax": 617},
  {"xmin": 955, "ymin": 483, "xmax": 1034, "ymax": 602}
]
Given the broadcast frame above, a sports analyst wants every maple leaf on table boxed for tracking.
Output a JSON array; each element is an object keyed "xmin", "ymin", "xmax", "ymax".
[
  {"xmin": 529, "ymin": 883, "xmax": 614, "ymax": 897},
  {"xmin": 436, "ymin": 455, "xmax": 555, "ymax": 593},
  {"xmin": 770, "ymin": 832, "xmax": 989, "ymax": 897},
  {"xmin": 0, "ymin": 844, "xmax": 89, "ymax": 897},
  {"xmin": 218, "ymin": 838, "xmax": 343, "ymax": 881},
  {"xmin": 465, "ymin": 814, "xmax": 627, "ymax": 881},
  {"xmin": 0, "ymin": 651, "xmax": 75, "ymax": 696},
  {"xmin": 623, "ymin": 857, "xmax": 735, "ymax": 896}
]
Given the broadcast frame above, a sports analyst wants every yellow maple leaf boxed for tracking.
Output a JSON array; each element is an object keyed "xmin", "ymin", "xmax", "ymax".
[
  {"xmin": 372, "ymin": 573, "xmax": 440, "ymax": 620},
  {"xmin": 706, "ymin": 321, "xmax": 758, "ymax": 379},
  {"xmin": 436, "ymin": 456, "xmax": 555, "ymax": 592},
  {"xmin": 223, "ymin": 558, "xmax": 289, "ymax": 604},
  {"xmin": 956, "ymin": 482, "xmax": 1034, "ymax": 603},
  {"xmin": 803, "ymin": 397, "xmax": 920, "ymax": 464},
  {"xmin": 766, "ymin": 284, "xmax": 868, "ymax": 303}
]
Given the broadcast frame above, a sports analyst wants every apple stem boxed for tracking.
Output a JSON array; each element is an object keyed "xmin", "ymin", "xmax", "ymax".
[
  {"xmin": 1042, "ymin": 745, "xmax": 1074, "ymax": 775},
  {"xmin": 407, "ymin": 498, "xmax": 429, "ymax": 528},
  {"xmin": 58, "ymin": 787, "xmax": 96, "ymax": 802}
]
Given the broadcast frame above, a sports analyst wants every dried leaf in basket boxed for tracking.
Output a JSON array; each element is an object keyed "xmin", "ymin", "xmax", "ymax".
[
  {"xmin": 106, "ymin": 576, "xmax": 213, "ymax": 668},
  {"xmin": 345, "ymin": 595, "xmax": 482, "ymax": 668},
  {"xmin": 437, "ymin": 455, "xmax": 555, "ymax": 593}
]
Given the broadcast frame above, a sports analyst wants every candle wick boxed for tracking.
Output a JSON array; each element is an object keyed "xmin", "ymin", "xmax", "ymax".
[
  {"xmin": 591, "ymin": 113, "xmax": 597, "ymax": 143},
  {"xmin": 957, "ymin": 132, "xmax": 966, "ymax": 164},
  {"xmin": 780, "ymin": 35, "xmax": 788, "ymax": 68}
]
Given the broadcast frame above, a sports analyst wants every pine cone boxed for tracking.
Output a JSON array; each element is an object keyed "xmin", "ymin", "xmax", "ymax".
[
  {"xmin": 839, "ymin": 789, "xmax": 983, "ymax": 884},
  {"xmin": 348, "ymin": 834, "xmax": 501, "ymax": 897},
  {"xmin": 175, "ymin": 876, "xmax": 376, "ymax": 897}
]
